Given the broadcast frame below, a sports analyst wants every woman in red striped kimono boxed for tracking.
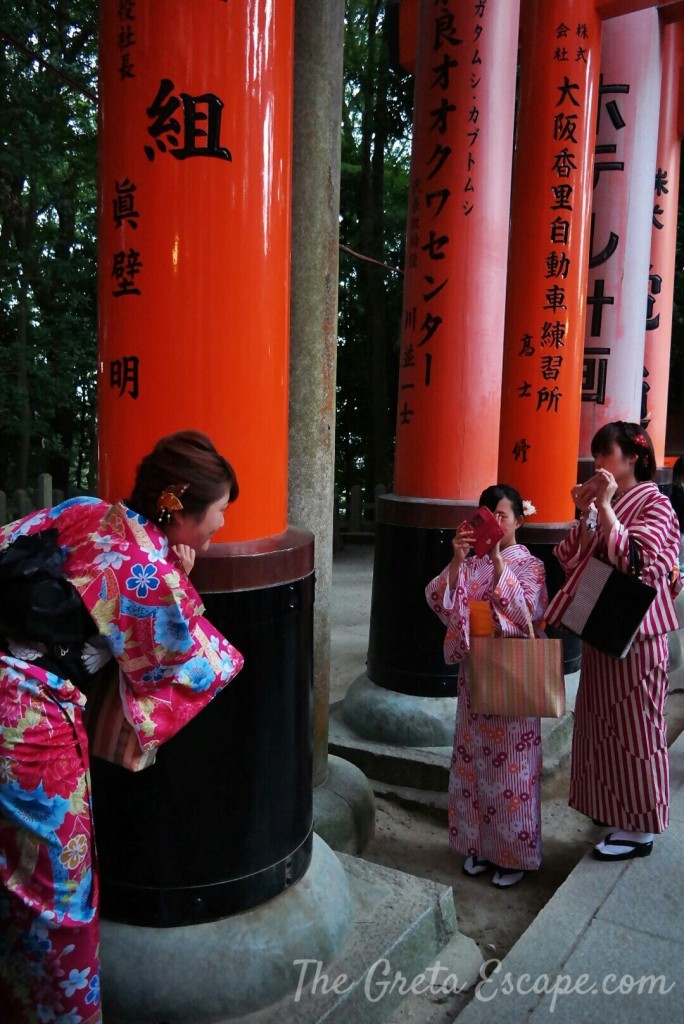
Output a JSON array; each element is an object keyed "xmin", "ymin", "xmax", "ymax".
[
  {"xmin": 426, "ymin": 485, "xmax": 548, "ymax": 888},
  {"xmin": 0, "ymin": 431, "xmax": 244, "ymax": 1024},
  {"xmin": 546, "ymin": 421, "xmax": 681, "ymax": 861}
]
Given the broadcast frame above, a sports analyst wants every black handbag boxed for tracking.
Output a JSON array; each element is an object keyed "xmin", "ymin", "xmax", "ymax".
[{"xmin": 560, "ymin": 539, "xmax": 657, "ymax": 659}]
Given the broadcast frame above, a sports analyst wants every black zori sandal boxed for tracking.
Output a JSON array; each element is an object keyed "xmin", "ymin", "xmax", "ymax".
[
  {"xmin": 592, "ymin": 833, "xmax": 653, "ymax": 861},
  {"xmin": 463, "ymin": 855, "xmax": 493, "ymax": 877}
]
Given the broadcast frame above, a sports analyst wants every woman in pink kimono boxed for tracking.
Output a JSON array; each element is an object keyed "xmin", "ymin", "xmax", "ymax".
[
  {"xmin": 426, "ymin": 484, "xmax": 547, "ymax": 889},
  {"xmin": 546, "ymin": 421, "xmax": 681, "ymax": 861},
  {"xmin": 0, "ymin": 430, "xmax": 244, "ymax": 1024}
]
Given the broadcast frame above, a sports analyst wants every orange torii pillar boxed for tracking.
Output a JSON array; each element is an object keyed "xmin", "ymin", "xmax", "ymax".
[
  {"xmin": 96, "ymin": 2, "xmax": 351, "ymax": 1019},
  {"xmin": 498, "ymin": 0, "xmax": 601, "ymax": 526},
  {"xmin": 579, "ymin": 7, "xmax": 662, "ymax": 461},
  {"xmin": 643, "ymin": 17, "xmax": 683, "ymax": 466},
  {"xmin": 361, "ymin": 0, "xmax": 520, "ymax": 715},
  {"xmin": 495, "ymin": 0, "xmax": 601, "ymax": 673}
]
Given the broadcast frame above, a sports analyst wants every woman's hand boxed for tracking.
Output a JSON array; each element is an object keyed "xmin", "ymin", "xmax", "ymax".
[
  {"xmin": 593, "ymin": 467, "xmax": 618, "ymax": 508},
  {"xmin": 489, "ymin": 538, "xmax": 504, "ymax": 581},
  {"xmin": 571, "ymin": 479, "xmax": 598, "ymax": 513},
  {"xmin": 173, "ymin": 543, "xmax": 196, "ymax": 575},
  {"xmin": 448, "ymin": 523, "xmax": 474, "ymax": 588},
  {"xmin": 452, "ymin": 523, "xmax": 475, "ymax": 565}
]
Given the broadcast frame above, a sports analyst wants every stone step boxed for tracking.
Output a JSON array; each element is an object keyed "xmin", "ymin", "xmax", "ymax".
[{"xmin": 238, "ymin": 854, "xmax": 483, "ymax": 1024}]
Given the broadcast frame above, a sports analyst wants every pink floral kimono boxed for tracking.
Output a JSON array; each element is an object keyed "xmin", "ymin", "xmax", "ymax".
[
  {"xmin": 0, "ymin": 497, "xmax": 243, "ymax": 1024},
  {"xmin": 426, "ymin": 544, "xmax": 548, "ymax": 870}
]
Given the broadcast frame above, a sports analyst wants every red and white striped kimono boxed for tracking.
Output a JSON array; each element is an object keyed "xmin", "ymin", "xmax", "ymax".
[
  {"xmin": 426, "ymin": 545, "xmax": 548, "ymax": 870},
  {"xmin": 546, "ymin": 482, "xmax": 681, "ymax": 833}
]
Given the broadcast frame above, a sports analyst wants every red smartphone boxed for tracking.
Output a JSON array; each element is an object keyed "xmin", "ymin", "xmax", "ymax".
[{"xmin": 467, "ymin": 506, "xmax": 504, "ymax": 558}]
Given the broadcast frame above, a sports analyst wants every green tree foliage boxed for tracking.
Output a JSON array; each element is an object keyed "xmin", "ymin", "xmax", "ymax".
[
  {"xmin": 337, "ymin": 0, "xmax": 413, "ymax": 501},
  {"xmin": 0, "ymin": 1, "xmax": 98, "ymax": 496}
]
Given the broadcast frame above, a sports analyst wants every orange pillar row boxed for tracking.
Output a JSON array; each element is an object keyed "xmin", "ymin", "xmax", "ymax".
[
  {"xmin": 393, "ymin": 0, "xmax": 520, "ymax": 500},
  {"xmin": 98, "ymin": 0, "xmax": 294, "ymax": 542},
  {"xmin": 643, "ymin": 19, "xmax": 683, "ymax": 466},
  {"xmin": 497, "ymin": 0, "xmax": 601, "ymax": 525}
]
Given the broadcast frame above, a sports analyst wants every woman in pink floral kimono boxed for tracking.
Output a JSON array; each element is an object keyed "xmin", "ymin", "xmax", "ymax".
[
  {"xmin": 0, "ymin": 431, "xmax": 244, "ymax": 1024},
  {"xmin": 426, "ymin": 484, "xmax": 548, "ymax": 889}
]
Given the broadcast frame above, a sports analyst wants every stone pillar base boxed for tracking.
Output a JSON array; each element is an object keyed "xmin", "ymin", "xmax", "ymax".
[
  {"xmin": 101, "ymin": 835, "xmax": 354, "ymax": 1023},
  {"xmin": 343, "ymin": 673, "xmax": 456, "ymax": 747},
  {"xmin": 313, "ymin": 754, "xmax": 376, "ymax": 854}
]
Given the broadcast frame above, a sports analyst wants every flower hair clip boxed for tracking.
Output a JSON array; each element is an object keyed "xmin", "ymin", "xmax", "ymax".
[
  {"xmin": 156, "ymin": 484, "xmax": 189, "ymax": 525},
  {"xmin": 522, "ymin": 500, "xmax": 537, "ymax": 518},
  {"xmin": 633, "ymin": 434, "xmax": 649, "ymax": 450}
]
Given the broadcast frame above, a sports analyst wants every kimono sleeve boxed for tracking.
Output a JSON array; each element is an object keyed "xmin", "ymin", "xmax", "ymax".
[
  {"xmin": 0, "ymin": 497, "xmax": 103, "ymax": 550},
  {"xmin": 80, "ymin": 557, "xmax": 244, "ymax": 752},
  {"xmin": 490, "ymin": 556, "xmax": 548, "ymax": 638},
  {"xmin": 552, "ymin": 519, "xmax": 597, "ymax": 575},
  {"xmin": 425, "ymin": 563, "xmax": 472, "ymax": 664},
  {"xmin": 607, "ymin": 491, "xmax": 681, "ymax": 589}
]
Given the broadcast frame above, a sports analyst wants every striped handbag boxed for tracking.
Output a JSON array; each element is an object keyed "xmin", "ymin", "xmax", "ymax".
[
  {"xmin": 83, "ymin": 663, "xmax": 157, "ymax": 772},
  {"xmin": 468, "ymin": 612, "xmax": 565, "ymax": 718},
  {"xmin": 559, "ymin": 540, "xmax": 657, "ymax": 659}
]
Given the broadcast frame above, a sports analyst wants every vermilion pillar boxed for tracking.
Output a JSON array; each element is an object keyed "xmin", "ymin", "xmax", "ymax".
[
  {"xmin": 365, "ymin": 0, "xmax": 520, "ymax": 704},
  {"xmin": 393, "ymin": 0, "xmax": 520, "ymax": 499},
  {"xmin": 579, "ymin": 8, "xmax": 662, "ymax": 454},
  {"xmin": 94, "ymin": 7, "xmax": 350, "ymax": 1018},
  {"xmin": 497, "ymin": 0, "xmax": 601, "ymax": 525},
  {"xmin": 98, "ymin": 0, "xmax": 292, "ymax": 542},
  {"xmin": 643, "ymin": 18, "xmax": 683, "ymax": 465}
]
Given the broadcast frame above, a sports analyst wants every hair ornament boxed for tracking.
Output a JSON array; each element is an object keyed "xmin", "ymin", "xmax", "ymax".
[
  {"xmin": 633, "ymin": 434, "xmax": 649, "ymax": 450},
  {"xmin": 156, "ymin": 483, "xmax": 189, "ymax": 524},
  {"xmin": 522, "ymin": 500, "xmax": 537, "ymax": 518}
]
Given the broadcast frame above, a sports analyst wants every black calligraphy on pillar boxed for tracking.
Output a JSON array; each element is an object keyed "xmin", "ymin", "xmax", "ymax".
[
  {"xmin": 588, "ymin": 212, "xmax": 619, "ymax": 268},
  {"xmin": 110, "ymin": 356, "xmax": 140, "ymax": 399},
  {"xmin": 647, "ymin": 161, "xmax": 669, "ymax": 336},
  {"xmin": 519, "ymin": 333, "xmax": 536, "ymax": 356},
  {"xmin": 593, "ymin": 77, "xmax": 629, "ymax": 187},
  {"xmin": 144, "ymin": 79, "xmax": 233, "ymax": 162},
  {"xmin": 584, "ymin": 77, "xmax": 628, "ymax": 346},
  {"xmin": 512, "ymin": 438, "xmax": 531, "ymax": 463},
  {"xmin": 117, "ymin": 0, "xmax": 136, "ymax": 80},
  {"xmin": 536, "ymin": 385, "xmax": 562, "ymax": 413},
  {"xmin": 463, "ymin": 0, "xmax": 487, "ymax": 217},
  {"xmin": 641, "ymin": 365, "xmax": 650, "ymax": 423},
  {"xmin": 397, "ymin": 2, "xmax": 469, "ymax": 425},
  {"xmin": 646, "ymin": 268, "xmax": 662, "ymax": 331},
  {"xmin": 112, "ymin": 179, "xmax": 140, "ymax": 230},
  {"xmin": 582, "ymin": 347, "xmax": 610, "ymax": 404},
  {"xmin": 111, "ymin": 248, "xmax": 142, "ymax": 297}
]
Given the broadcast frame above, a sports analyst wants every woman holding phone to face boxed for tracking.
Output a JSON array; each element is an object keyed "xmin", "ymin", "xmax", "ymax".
[
  {"xmin": 425, "ymin": 484, "xmax": 547, "ymax": 888},
  {"xmin": 546, "ymin": 421, "xmax": 681, "ymax": 862}
]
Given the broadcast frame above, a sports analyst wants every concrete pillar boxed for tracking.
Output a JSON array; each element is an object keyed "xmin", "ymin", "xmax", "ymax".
[
  {"xmin": 288, "ymin": 0, "xmax": 343, "ymax": 786},
  {"xmin": 36, "ymin": 472, "xmax": 52, "ymax": 508},
  {"xmin": 288, "ymin": 0, "xmax": 374, "ymax": 851}
]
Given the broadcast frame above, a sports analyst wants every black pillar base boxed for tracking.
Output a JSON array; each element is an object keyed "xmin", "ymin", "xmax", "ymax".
[{"xmin": 91, "ymin": 529, "xmax": 315, "ymax": 927}]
